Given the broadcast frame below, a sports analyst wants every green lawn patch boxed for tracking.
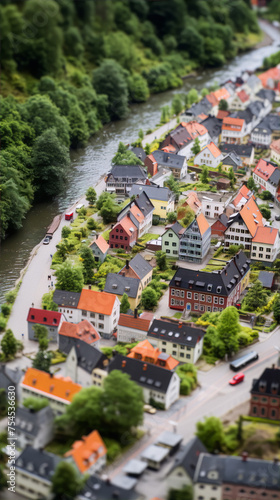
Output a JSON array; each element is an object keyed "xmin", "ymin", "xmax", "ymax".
[
  {"xmin": 45, "ymin": 438, "xmax": 75, "ymax": 456},
  {"xmin": 102, "ymin": 229, "xmax": 110, "ymax": 241},
  {"xmin": 50, "ymin": 350, "xmax": 67, "ymax": 365},
  {"xmin": 138, "ymin": 233, "xmax": 160, "ymax": 245},
  {"xmin": 173, "ymin": 312, "xmax": 182, "ymax": 319}
]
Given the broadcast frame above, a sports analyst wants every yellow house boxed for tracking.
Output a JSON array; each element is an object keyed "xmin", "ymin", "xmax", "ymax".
[
  {"xmin": 104, "ymin": 273, "xmax": 143, "ymax": 309},
  {"xmin": 130, "ymin": 185, "xmax": 175, "ymax": 220},
  {"xmin": 119, "ymin": 254, "xmax": 153, "ymax": 289}
]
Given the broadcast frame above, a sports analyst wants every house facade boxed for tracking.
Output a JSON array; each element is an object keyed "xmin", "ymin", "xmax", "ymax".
[
  {"xmin": 179, "ymin": 214, "xmax": 211, "ymax": 263},
  {"xmin": 194, "ymin": 142, "xmax": 223, "ymax": 169},
  {"xmin": 162, "ymin": 221, "xmax": 184, "ymax": 259},
  {"xmin": 251, "ymin": 227, "xmax": 279, "ymax": 263},
  {"xmin": 77, "ymin": 289, "xmax": 120, "ymax": 339},
  {"xmin": 89, "ymin": 235, "xmax": 109, "ymax": 263},
  {"xmin": 224, "ymin": 197, "xmax": 264, "ymax": 251},
  {"xmin": 105, "ymin": 165, "xmax": 147, "ymax": 196},
  {"xmin": 15, "ymin": 406, "xmax": 54, "ymax": 450},
  {"xmin": 221, "ymin": 117, "xmax": 246, "ymax": 144},
  {"xmin": 230, "ymin": 89, "xmax": 250, "ymax": 110},
  {"xmin": 200, "ymin": 192, "xmax": 232, "ymax": 219},
  {"xmin": 116, "ymin": 191, "xmax": 154, "ymax": 237},
  {"xmin": 145, "ymin": 150, "xmax": 187, "ymax": 179},
  {"xmin": 58, "ymin": 319, "xmax": 100, "ymax": 353},
  {"xmin": 129, "ymin": 184, "xmax": 175, "ymax": 221},
  {"xmin": 65, "ymin": 341, "xmax": 108, "ymax": 387},
  {"xmin": 109, "ymin": 214, "xmax": 138, "ymax": 250},
  {"xmin": 53, "ymin": 289, "xmax": 81, "ymax": 323},
  {"xmin": 211, "ymin": 214, "xmax": 228, "ymax": 237},
  {"xmin": 117, "ymin": 312, "xmax": 151, "ymax": 343},
  {"xmin": 220, "ymin": 143, "xmax": 255, "ymax": 167},
  {"xmin": 167, "ymin": 437, "xmax": 207, "ymax": 492},
  {"xmin": 249, "ymin": 367, "xmax": 280, "ymax": 420},
  {"xmin": 27, "ymin": 308, "xmax": 63, "ymax": 342},
  {"xmin": 270, "ymin": 139, "xmax": 280, "ymax": 164},
  {"xmin": 119, "ymin": 254, "xmax": 153, "ymax": 289},
  {"xmin": 253, "ymin": 159, "xmax": 280, "ymax": 198}
]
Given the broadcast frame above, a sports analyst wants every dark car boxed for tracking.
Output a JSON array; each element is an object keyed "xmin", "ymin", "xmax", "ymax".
[{"xmin": 275, "ymin": 215, "xmax": 280, "ymax": 221}]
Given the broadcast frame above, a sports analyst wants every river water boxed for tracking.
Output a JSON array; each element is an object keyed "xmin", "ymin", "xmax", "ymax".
[{"xmin": 1, "ymin": 21, "xmax": 280, "ymax": 303}]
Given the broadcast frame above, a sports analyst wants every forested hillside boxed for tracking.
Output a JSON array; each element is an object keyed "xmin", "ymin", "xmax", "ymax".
[{"xmin": 0, "ymin": 0, "xmax": 259, "ymax": 239}]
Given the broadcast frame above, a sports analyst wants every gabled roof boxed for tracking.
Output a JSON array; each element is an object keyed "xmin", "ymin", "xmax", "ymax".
[
  {"xmin": 213, "ymin": 87, "xmax": 231, "ymax": 102},
  {"xmin": 129, "ymin": 146, "xmax": 146, "ymax": 162},
  {"xmin": 78, "ymin": 289, "xmax": 117, "ymax": 315},
  {"xmin": 220, "ymin": 143, "xmax": 254, "ymax": 158},
  {"xmin": 27, "ymin": 308, "xmax": 62, "ymax": 326},
  {"xmin": 232, "ymin": 184, "xmax": 253, "ymax": 208},
  {"xmin": 134, "ymin": 191, "xmax": 154, "ymax": 217},
  {"xmin": 206, "ymin": 93, "xmax": 218, "ymax": 107},
  {"xmin": 16, "ymin": 447, "xmax": 61, "ymax": 481},
  {"xmin": 81, "ymin": 475, "xmax": 140, "ymax": 500},
  {"xmin": 15, "ymin": 406, "xmax": 54, "ymax": 437},
  {"xmin": 21, "ymin": 368, "xmax": 81, "ymax": 403},
  {"xmin": 270, "ymin": 139, "xmax": 280, "ymax": 154},
  {"xmin": 148, "ymin": 319, "xmax": 205, "ymax": 348},
  {"xmin": 222, "ymin": 152, "xmax": 242, "ymax": 167},
  {"xmin": 183, "ymin": 192, "xmax": 202, "ymax": 213},
  {"xmin": 169, "ymin": 437, "xmax": 207, "ymax": 479},
  {"xmin": 236, "ymin": 89, "xmax": 250, "ymax": 103},
  {"xmin": 196, "ymin": 213, "xmax": 210, "ymax": 236},
  {"xmin": 127, "ymin": 339, "xmax": 179, "ymax": 370},
  {"xmin": 181, "ymin": 121, "xmax": 208, "ymax": 139},
  {"xmin": 108, "ymin": 354, "xmax": 176, "ymax": 393},
  {"xmin": 104, "ymin": 273, "xmax": 141, "ymax": 298},
  {"xmin": 256, "ymin": 88, "xmax": 275, "ymax": 103},
  {"xmin": 184, "ymin": 97, "xmax": 212, "ymax": 117},
  {"xmin": 239, "ymin": 197, "xmax": 263, "ymax": 237},
  {"xmin": 70, "ymin": 342, "xmax": 108, "ymax": 373},
  {"xmin": 115, "ymin": 215, "xmax": 137, "ymax": 235},
  {"xmin": 246, "ymin": 74, "xmax": 261, "ymax": 90},
  {"xmin": 151, "ymin": 150, "xmax": 185, "ymax": 169},
  {"xmin": 253, "ymin": 159, "xmax": 277, "ymax": 181},
  {"xmin": 252, "ymin": 226, "xmax": 278, "ymax": 245},
  {"xmin": 126, "ymin": 254, "xmax": 153, "ymax": 280},
  {"xmin": 109, "ymin": 165, "xmax": 147, "ymax": 180},
  {"xmin": 162, "ymin": 144, "xmax": 177, "ymax": 153},
  {"xmin": 0, "ymin": 364, "xmax": 23, "ymax": 393},
  {"xmin": 53, "ymin": 289, "xmax": 81, "ymax": 308},
  {"xmin": 65, "ymin": 430, "xmax": 106, "ymax": 473},
  {"xmin": 130, "ymin": 184, "xmax": 173, "ymax": 203},
  {"xmin": 251, "ymin": 367, "xmax": 280, "ymax": 396},
  {"xmin": 118, "ymin": 313, "xmax": 151, "ymax": 332},
  {"xmin": 230, "ymin": 108, "xmax": 253, "ymax": 125},
  {"xmin": 164, "ymin": 221, "xmax": 184, "ymax": 238},
  {"xmin": 197, "ymin": 142, "xmax": 222, "ymax": 159},
  {"xmin": 216, "ymin": 213, "xmax": 228, "ymax": 227},
  {"xmin": 91, "ymin": 235, "xmax": 109, "ymax": 254},
  {"xmin": 268, "ymin": 168, "xmax": 280, "ymax": 187},
  {"xmin": 59, "ymin": 320, "xmax": 100, "ymax": 344},
  {"xmin": 258, "ymin": 66, "xmax": 280, "ymax": 89},
  {"xmin": 216, "ymin": 110, "xmax": 230, "ymax": 120},
  {"xmin": 222, "ymin": 117, "xmax": 245, "ymax": 131},
  {"xmin": 258, "ymin": 270, "xmax": 274, "ymax": 288},
  {"xmin": 200, "ymin": 116, "xmax": 222, "ymax": 139},
  {"xmin": 167, "ymin": 125, "xmax": 191, "ymax": 149},
  {"xmin": 129, "ymin": 204, "xmax": 145, "ymax": 224}
]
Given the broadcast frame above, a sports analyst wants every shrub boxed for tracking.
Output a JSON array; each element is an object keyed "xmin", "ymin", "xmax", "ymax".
[
  {"xmin": 5, "ymin": 290, "xmax": 17, "ymax": 304},
  {"xmin": 103, "ymin": 439, "xmax": 121, "ymax": 463},
  {"xmin": 0, "ymin": 303, "xmax": 11, "ymax": 317}
]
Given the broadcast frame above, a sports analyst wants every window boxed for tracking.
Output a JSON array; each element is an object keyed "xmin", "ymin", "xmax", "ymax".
[
  {"xmin": 166, "ymin": 249, "xmax": 170, "ymax": 254},
  {"xmin": 82, "ymin": 310, "xmax": 87, "ymax": 317},
  {"xmin": 200, "ymin": 294, "xmax": 205, "ymax": 301},
  {"xmin": 187, "ymin": 292, "xmax": 192, "ymax": 299},
  {"xmin": 98, "ymin": 324, "xmax": 104, "ymax": 329},
  {"xmin": 172, "ymin": 242, "xmax": 176, "ymax": 247},
  {"xmin": 171, "ymin": 289, "xmax": 175, "ymax": 296},
  {"xmin": 219, "ymin": 298, "xmax": 224, "ymax": 305},
  {"xmin": 214, "ymin": 297, "xmax": 218, "ymax": 304},
  {"xmin": 186, "ymin": 354, "xmax": 191, "ymax": 359},
  {"xmin": 90, "ymin": 312, "xmax": 95, "ymax": 318},
  {"xmin": 99, "ymin": 314, "xmax": 104, "ymax": 320},
  {"xmin": 172, "ymin": 351, "xmax": 176, "ymax": 356},
  {"xmin": 194, "ymin": 293, "xmax": 198, "ymax": 300},
  {"xmin": 165, "ymin": 241, "xmax": 169, "ymax": 246},
  {"xmin": 207, "ymin": 296, "xmax": 212, "ymax": 303}
]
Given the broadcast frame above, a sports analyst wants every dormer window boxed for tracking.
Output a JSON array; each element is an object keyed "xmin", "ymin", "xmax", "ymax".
[
  {"xmin": 53, "ymin": 318, "xmax": 57, "ymax": 324},
  {"xmin": 216, "ymin": 286, "xmax": 222, "ymax": 293},
  {"xmin": 43, "ymin": 317, "xmax": 47, "ymax": 322},
  {"xmin": 259, "ymin": 381, "xmax": 267, "ymax": 392},
  {"xmin": 207, "ymin": 284, "xmax": 212, "ymax": 291},
  {"xmin": 271, "ymin": 383, "xmax": 279, "ymax": 394},
  {"xmin": 31, "ymin": 315, "xmax": 35, "ymax": 320}
]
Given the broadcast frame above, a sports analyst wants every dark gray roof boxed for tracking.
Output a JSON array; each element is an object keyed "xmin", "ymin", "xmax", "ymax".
[
  {"xmin": 53, "ymin": 289, "xmax": 81, "ymax": 308},
  {"xmin": 220, "ymin": 143, "xmax": 254, "ymax": 158},
  {"xmin": 72, "ymin": 342, "xmax": 108, "ymax": 373},
  {"xmin": 256, "ymin": 88, "xmax": 275, "ymax": 103},
  {"xmin": 258, "ymin": 270, "xmax": 274, "ymax": 288},
  {"xmin": 127, "ymin": 254, "xmax": 153, "ymax": 280},
  {"xmin": 130, "ymin": 184, "xmax": 173, "ymax": 202},
  {"xmin": 148, "ymin": 319, "xmax": 205, "ymax": 347},
  {"xmin": 163, "ymin": 125, "xmax": 191, "ymax": 150},
  {"xmin": 152, "ymin": 150, "xmax": 185, "ymax": 170},
  {"xmin": 268, "ymin": 167, "xmax": 280, "ymax": 187},
  {"xmin": 104, "ymin": 273, "xmax": 141, "ymax": 298},
  {"xmin": 222, "ymin": 152, "xmax": 242, "ymax": 167},
  {"xmin": 218, "ymin": 213, "xmax": 228, "ymax": 226},
  {"xmin": 15, "ymin": 406, "xmax": 54, "ymax": 437},
  {"xmin": 201, "ymin": 116, "xmax": 222, "ymax": 139},
  {"xmin": 141, "ymin": 444, "xmax": 169, "ymax": 462},
  {"xmin": 195, "ymin": 453, "xmax": 280, "ymax": 490},
  {"xmin": 170, "ymin": 437, "xmax": 207, "ymax": 479},
  {"xmin": 184, "ymin": 97, "xmax": 212, "ymax": 117},
  {"xmin": 16, "ymin": 446, "xmax": 61, "ymax": 482},
  {"xmin": 79, "ymin": 475, "xmax": 140, "ymax": 500},
  {"xmin": 108, "ymin": 354, "xmax": 175, "ymax": 393},
  {"xmin": 253, "ymin": 114, "xmax": 280, "ymax": 135},
  {"xmin": 247, "ymin": 100, "xmax": 264, "ymax": 118},
  {"xmin": 134, "ymin": 191, "xmax": 154, "ymax": 216},
  {"xmin": 0, "ymin": 364, "xmax": 23, "ymax": 396},
  {"xmin": 129, "ymin": 146, "xmax": 146, "ymax": 162},
  {"xmin": 164, "ymin": 221, "xmax": 184, "ymax": 238},
  {"xmin": 230, "ymin": 108, "xmax": 253, "ymax": 124},
  {"xmin": 123, "ymin": 459, "xmax": 147, "ymax": 476},
  {"xmin": 251, "ymin": 367, "xmax": 280, "ymax": 396},
  {"xmin": 156, "ymin": 431, "xmax": 183, "ymax": 448},
  {"xmin": 109, "ymin": 165, "xmax": 147, "ymax": 180}
]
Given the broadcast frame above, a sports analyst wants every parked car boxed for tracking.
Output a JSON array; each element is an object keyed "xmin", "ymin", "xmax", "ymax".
[
  {"xmin": 144, "ymin": 404, "xmax": 156, "ymax": 414},
  {"xmin": 269, "ymin": 203, "xmax": 274, "ymax": 209},
  {"xmin": 43, "ymin": 236, "xmax": 51, "ymax": 245},
  {"xmin": 229, "ymin": 372, "xmax": 245, "ymax": 385},
  {"xmin": 275, "ymin": 215, "xmax": 280, "ymax": 221}
]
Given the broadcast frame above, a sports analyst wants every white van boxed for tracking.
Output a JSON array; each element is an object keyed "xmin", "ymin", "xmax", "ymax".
[{"xmin": 76, "ymin": 203, "xmax": 84, "ymax": 212}]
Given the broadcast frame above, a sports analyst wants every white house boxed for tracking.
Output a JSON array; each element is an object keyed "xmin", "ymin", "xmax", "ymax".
[
  {"xmin": 65, "ymin": 341, "xmax": 108, "ymax": 387},
  {"xmin": 200, "ymin": 192, "xmax": 232, "ymax": 220},
  {"xmin": 117, "ymin": 312, "xmax": 152, "ymax": 343},
  {"xmin": 253, "ymin": 159, "xmax": 279, "ymax": 197},
  {"xmin": 77, "ymin": 289, "xmax": 120, "ymax": 339},
  {"xmin": 270, "ymin": 139, "xmax": 280, "ymax": 164},
  {"xmin": 194, "ymin": 142, "xmax": 223, "ymax": 168},
  {"xmin": 251, "ymin": 226, "xmax": 279, "ymax": 263},
  {"xmin": 177, "ymin": 121, "xmax": 210, "ymax": 160},
  {"xmin": 15, "ymin": 406, "xmax": 54, "ymax": 450},
  {"xmin": 224, "ymin": 197, "xmax": 264, "ymax": 252},
  {"xmin": 53, "ymin": 289, "xmax": 81, "ymax": 323},
  {"xmin": 221, "ymin": 117, "xmax": 246, "ymax": 144},
  {"xmin": 230, "ymin": 89, "xmax": 250, "ymax": 110},
  {"xmin": 65, "ymin": 430, "xmax": 106, "ymax": 475}
]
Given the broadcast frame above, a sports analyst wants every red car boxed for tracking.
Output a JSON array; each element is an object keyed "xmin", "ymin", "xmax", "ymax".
[{"xmin": 229, "ymin": 372, "xmax": 245, "ymax": 385}]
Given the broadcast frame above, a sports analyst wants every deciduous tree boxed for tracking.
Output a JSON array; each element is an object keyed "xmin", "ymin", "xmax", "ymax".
[
  {"xmin": 245, "ymin": 280, "xmax": 268, "ymax": 311},
  {"xmin": 156, "ymin": 250, "xmax": 167, "ymax": 271},
  {"xmin": 141, "ymin": 287, "xmax": 158, "ymax": 309},
  {"xmin": 196, "ymin": 416, "xmax": 226, "ymax": 452},
  {"xmin": 191, "ymin": 137, "xmax": 200, "ymax": 156},
  {"xmin": 1, "ymin": 329, "xmax": 17, "ymax": 359},
  {"xmin": 93, "ymin": 60, "xmax": 129, "ymax": 120},
  {"xmin": 79, "ymin": 247, "xmax": 96, "ymax": 283},
  {"xmin": 120, "ymin": 293, "xmax": 130, "ymax": 314},
  {"xmin": 55, "ymin": 261, "xmax": 84, "ymax": 293},
  {"xmin": 33, "ymin": 324, "xmax": 49, "ymax": 351},
  {"xmin": 216, "ymin": 306, "xmax": 240, "ymax": 355},
  {"xmin": 52, "ymin": 462, "xmax": 83, "ymax": 500}
]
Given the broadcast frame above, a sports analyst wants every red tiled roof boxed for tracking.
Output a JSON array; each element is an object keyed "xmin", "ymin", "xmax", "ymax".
[
  {"xmin": 198, "ymin": 142, "xmax": 221, "ymax": 159},
  {"xmin": 27, "ymin": 308, "xmax": 62, "ymax": 327},
  {"xmin": 240, "ymin": 197, "xmax": 263, "ymax": 237},
  {"xmin": 21, "ymin": 368, "xmax": 81, "ymax": 403},
  {"xmin": 217, "ymin": 110, "xmax": 230, "ymax": 120},
  {"xmin": 253, "ymin": 159, "xmax": 276, "ymax": 182},
  {"xmin": 118, "ymin": 215, "xmax": 137, "ymax": 235},
  {"xmin": 270, "ymin": 139, "xmax": 280, "ymax": 154},
  {"xmin": 127, "ymin": 340, "xmax": 179, "ymax": 370},
  {"xmin": 130, "ymin": 204, "xmax": 145, "ymax": 223},
  {"xmin": 118, "ymin": 313, "xmax": 151, "ymax": 332},
  {"xmin": 206, "ymin": 93, "xmax": 218, "ymax": 107},
  {"xmin": 65, "ymin": 430, "xmax": 106, "ymax": 473},
  {"xmin": 181, "ymin": 121, "xmax": 208, "ymax": 139},
  {"xmin": 213, "ymin": 87, "xmax": 231, "ymax": 102},
  {"xmin": 259, "ymin": 67, "xmax": 280, "ymax": 89},
  {"xmin": 94, "ymin": 235, "xmax": 109, "ymax": 254},
  {"xmin": 233, "ymin": 185, "xmax": 252, "ymax": 207},
  {"xmin": 78, "ymin": 289, "xmax": 117, "ymax": 315},
  {"xmin": 252, "ymin": 226, "xmax": 278, "ymax": 245},
  {"xmin": 161, "ymin": 145, "xmax": 176, "ymax": 153},
  {"xmin": 59, "ymin": 320, "xmax": 100, "ymax": 344},
  {"xmin": 237, "ymin": 89, "xmax": 250, "ymax": 103},
  {"xmin": 196, "ymin": 213, "xmax": 210, "ymax": 236},
  {"xmin": 222, "ymin": 117, "xmax": 245, "ymax": 132}
]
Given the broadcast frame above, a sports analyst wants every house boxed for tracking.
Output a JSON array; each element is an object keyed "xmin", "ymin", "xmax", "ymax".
[
  {"xmin": 231, "ymin": 184, "xmax": 254, "ymax": 210},
  {"xmin": 108, "ymin": 354, "xmax": 180, "ymax": 409},
  {"xmin": 129, "ymin": 145, "xmax": 146, "ymax": 162},
  {"xmin": 119, "ymin": 254, "xmax": 153, "ymax": 289},
  {"xmin": 221, "ymin": 151, "xmax": 242, "ymax": 173},
  {"xmin": 258, "ymin": 270, "xmax": 275, "ymax": 289},
  {"xmin": 224, "ymin": 196, "xmax": 264, "ymax": 251},
  {"xmin": 180, "ymin": 97, "xmax": 212, "ymax": 122},
  {"xmin": 180, "ymin": 192, "xmax": 202, "ymax": 216},
  {"xmin": 0, "ymin": 364, "xmax": 23, "ymax": 399},
  {"xmin": 199, "ymin": 191, "xmax": 232, "ymax": 219},
  {"xmin": 109, "ymin": 214, "xmax": 138, "ymax": 250},
  {"xmin": 230, "ymin": 89, "xmax": 250, "ymax": 110},
  {"xmin": 27, "ymin": 308, "xmax": 63, "ymax": 342},
  {"xmin": 147, "ymin": 319, "xmax": 205, "ymax": 364},
  {"xmin": 58, "ymin": 319, "xmax": 100, "ymax": 354},
  {"xmin": 166, "ymin": 437, "xmax": 207, "ymax": 491},
  {"xmin": 249, "ymin": 366, "xmax": 280, "ymax": 420},
  {"xmin": 220, "ymin": 143, "xmax": 255, "ymax": 166},
  {"xmin": 117, "ymin": 311, "xmax": 152, "ymax": 343},
  {"xmin": 145, "ymin": 150, "xmax": 187, "ymax": 179},
  {"xmin": 221, "ymin": 117, "xmax": 246, "ymax": 144},
  {"xmin": 162, "ymin": 221, "xmax": 184, "ymax": 259},
  {"xmin": 117, "ymin": 191, "xmax": 154, "ymax": 237},
  {"xmin": 65, "ymin": 430, "xmax": 106, "ymax": 475},
  {"xmin": 251, "ymin": 113, "xmax": 280, "ymax": 148},
  {"xmin": 104, "ymin": 273, "xmax": 142, "ymax": 309},
  {"xmin": 253, "ymin": 159, "xmax": 280, "ymax": 198},
  {"xmin": 179, "ymin": 213, "xmax": 211, "ymax": 263},
  {"xmin": 127, "ymin": 339, "xmax": 179, "ymax": 370},
  {"xmin": 129, "ymin": 184, "xmax": 175, "ymax": 221},
  {"xmin": 194, "ymin": 142, "xmax": 223, "ymax": 168},
  {"xmin": 161, "ymin": 122, "xmax": 210, "ymax": 160},
  {"xmin": 15, "ymin": 406, "xmax": 54, "ymax": 450},
  {"xmin": 251, "ymin": 226, "xmax": 279, "ymax": 264},
  {"xmin": 20, "ymin": 368, "xmax": 82, "ymax": 415},
  {"xmin": 169, "ymin": 251, "xmax": 250, "ymax": 312},
  {"xmin": 105, "ymin": 165, "xmax": 147, "ymax": 196},
  {"xmin": 193, "ymin": 452, "xmax": 280, "ymax": 500},
  {"xmin": 65, "ymin": 341, "xmax": 108, "ymax": 386},
  {"xmin": 53, "ymin": 289, "xmax": 81, "ymax": 322},
  {"xmin": 211, "ymin": 213, "xmax": 228, "ymax": 237},
  {"xmin": 200, "ymin": 116, "xmax": 223, "ymax": 145},
  {"xmin": 256, "ymin": 88, "xmax": 275, "ymax": 105},
  {"xmin": 89, "ymin": 235, "xmax": 109, "ymax": 263},
  {"xmin": 270, "ymin": 139, "xmax": 280, "ymax": 164},
  {"xmin": 258, "ymin": 66, "xmax": 280, "ymax": 92},
  {"xmin": 78, "ymin": 475, "xmax": 142, "ymax": 500},
  {"xmin": 77, "ymin": 289, "xmax": 120, "ymax": 339},
  {"xmin": 15, "ymin": 447, "xmax": 61, "ymax": 500},
  {"xmin": 243, "ymin": 74, "xmax": 263, "ymax": 96}
]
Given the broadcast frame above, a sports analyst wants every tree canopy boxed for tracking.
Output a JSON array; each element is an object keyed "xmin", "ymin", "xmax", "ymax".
[
  {"xmin": 55, "ymin": 261, "xmax": 84, "ymax": 292},
  {"xmin": 196, "ymin": 416, "xmax": 226, "ymax": 452}
]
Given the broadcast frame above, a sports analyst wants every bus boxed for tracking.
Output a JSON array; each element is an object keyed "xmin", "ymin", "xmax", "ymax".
[{"xmin": 229, "ymin": 351, "xmax": 259, "ymax": 371}]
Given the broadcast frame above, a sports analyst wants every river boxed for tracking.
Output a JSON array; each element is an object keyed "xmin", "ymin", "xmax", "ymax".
[{"xmin": 1, "ymin": 20, "xmax": 280, "ymax": 303}]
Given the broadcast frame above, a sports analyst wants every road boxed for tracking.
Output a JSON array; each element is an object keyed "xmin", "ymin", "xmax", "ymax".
[{"xmin": 105, "ymin": 328, "xmax": 280, "ymax": 500}]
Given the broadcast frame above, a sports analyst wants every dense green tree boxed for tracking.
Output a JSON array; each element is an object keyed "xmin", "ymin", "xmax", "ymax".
[
  {"xmin": 120, "ymin": 293, "xmax": 130, "ymax": 314},
  {"xmin": 196, "ymin": 416, "xmax": 225, "ymax": 452},
  {"xmin": 0, "ymin": 389, "xmax": 7, "ymax": 417},
  {"xmin": 161, "ymin": 105, "xmax": 171, "ymax": 124},
  {"xmin": 182, "ymin": 207, "xmax": 195, "ymax": 228},
  {"xmin": 165, "ymin": 174, "xmax": 180, "ymax": 201},
  {"xmin": 112, "ymin": 142, "xmax": 143, "ymax": 165},
  {"xmin": 172, "ymin": 94, "xmax": 183, "ymax": 115},
  {"xmin": 167, "ymin": 212, "xmax": 177, "ymax": 224},
  {"xmin": 191, "ymin": 137, "xmax": 201, "ymax": 156},
  {"xmin": 141, "ymin": 287, "xmax": 158, "ymax": 309},
  {"xmin": 259, "ymin": 205, "xmax": 271, "ymax": 220},
  {"xmin": 67, "ymin": 105, "xmax": 89, "ymax": 148},
  {"xmin": 96, "ymin": 192, "xmax": 116, "ymax": 211},
  {"xmin": 32, "ymin": 350, "xmax": 52, "ymax": 373},
  {"xmin": 93, "ymin": 60, "xmax": 129, "ymax": 120},
  {"xmin": 41, "ymin": 290, "xmax": 58, "ymax": 311},
  {"xmin": 61, "ymin": 226, "xmax": 71, "ymax": 239},
  {"xmin": 200, "ymin": 166, "xmax": 209, "ymax": 184},
  {"xmin": 179, "ymin": 26, "xmax": 204, "ymax": 60},
  {"xmin": 79, "ymin": 247, "xmax": 96, "ymax": 283},
  {"xmin": 219, "ymin": 99, "xmax": 228, "ymax": 111},
  {"xmin": 33, "ymin": 324, "xmax": 49, "ymax": 350},
  {"xmin": 52, "ymin": 462, "xmax": 84, "ymax": 500},
  {"xmin": 99, "ymin": 199, "xmax": 119, "ymax": 224},
  {"xmin": 273, "ymin": 293, "xmax": 280, "ymax": 324},
  {"xmin": 201, "ymin": 87, "xmax": 209, "ymax": 98},
  {"xmin": 168, "ymin": 486, "xmax": 193, "ymax": 500},
  {"xmin": 86, "ymin": 187, "xmax": 97, "ymax": 206},
  {"xmin": 128, "ymin": 74, "xmax": 150, "ymax": 102},
  {"xmin": 156, "ymin": 250, "xmax": 167, "ymax": 270},
  {"xmin": 1, "ymin": 329, "xmax": 17, "ymax": 359},
  {"xmin": 247, "ymin": 176, "xmax": 257, "ymax": 191},
  {"xmin": 245, "ymin": 280, "xmax": 268, "ymax": 311},
  {"xmin": 216, "ymin": 306, "xmax": 240, "ymax": 355},
  {"xmin": 55, "ymin": 261, "xmax": 84, "ymax": 293}
]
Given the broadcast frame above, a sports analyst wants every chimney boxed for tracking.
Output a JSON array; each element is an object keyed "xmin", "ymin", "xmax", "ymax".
[
  {"xmin": 88, "ymin": 285, "xmax": 91, "ymax": 290},
  {"xmin": 242, "ymin": 451, "xmax": 248, "ymax": 462},
  {"xmin": 134, "ymin": 308, "xmax": 138, "ymax": 319},
  {"xmin": 143, "ymin": 363, "xmax": 147, "ymax": 371},
  {"xmin": 126, "ymin": 260, "xmax": 129, "ymax": 269}
]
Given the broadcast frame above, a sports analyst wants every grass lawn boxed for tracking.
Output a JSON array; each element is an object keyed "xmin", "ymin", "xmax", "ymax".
[
  {"xmin": 231, "ymin": 421, "xmax": 280, "ymax": 460},
  {"xmin": 102, "ymin": 229, "xmax": 110, "ymax": 241},
  {"xmin": 173, "ymin": 312, "xmax": 182, "ymax": 319},
  {"xmin": 138, "ymin": 233, "xmax": 160, "ymax": 245},
  {"xmin": 50, "ymin": 350, "xmax": 66, "ymax": 365},
  {"xmin": 45, "ymin": 438, "xmax": 75, "ymax": 456}
]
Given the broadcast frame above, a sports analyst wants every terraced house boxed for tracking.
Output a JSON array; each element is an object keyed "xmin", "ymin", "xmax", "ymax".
[
  {"xmin": 162, "ymin": 221, "xmax": 184, "ymax": 258},
  {"xmin": 179, "ymin": 213, "xmax": 211, "ymax": 263}
]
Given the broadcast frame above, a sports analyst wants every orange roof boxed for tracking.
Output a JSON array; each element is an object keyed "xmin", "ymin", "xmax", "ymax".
[
  {"xmin": 198, "ymin": 113, "xmax": 208, "ymax": 121},
  {"xmin": 213, "ymin": 87, "xmax": 231, "ymax": 102},
  {"xmin": 206, "ymin": 93, "xmax": 218, "ymax": 107},
  {"xmin": 118, "ymin": 313, "xmax": 151, "ymax": 332},
  {"xmin": 237, "ymin": 89, "xmax": 250, "ymax": 103},
  {"xmin": 147, "ymin": 154, "xmax": 157, "ymax": 164},
  {"xmin": 198, "ymin": 142, "xmax": 221, "ymax": 159},
  {"xmin": 253, "ymin": 159, "xmax": 276, "ymax": 182},
  {"xmin": 130, "ymin": 204, "xmax": 145, "ymax": 223},
  {"xmin": 78, "ymin": 289, "xmax": 117, "ymax": 315},
  {"xmin": 181, "ymin": 121, "xmax": 208, "ymax": 139},
  {"xmin": 258, "ymin": 67, "xmax": 280, "ymax": 89},
  {"xmin": 184, "ymin": 191, "xmax": 202, "ymax": 213},
  {"xmin": 21, "ymin": 368, "xmax": 81, "ymax": 403},
  {"xmin": 118, "ymin": 215, "xmax": 137, "ymax": 235},
  {"xmin": 196, "ymin": 213, "xmax": 210, "ymax": 236},
  {"xmin": 222, "ymin": 117, "xmax": 245, "ymax": 131},
  {"xmin": 59, "ymin": 320, "xmax": 100, "ymax": 344},
  {"xmin": 127, "ymin": 340, "xmax": 179, "ymax": 370},
  {"xmin": 270, "ymin": 139, "xmax": 280, "ymax": 154},
  {"xmin": 252, "ymin": 226, "xmax": 278, "ymax": 245},
  {"xmin": 233, "ymin": 185, "xmax": 252, "ymax": 207},
  {"xmin": 162, "ymin": 145, "xmax": 176, "ymax": 153},
  {"xmin": 240, "ymin": 197, "xmax": 263, "ymax": 237},
  {"xmin": 94, "ymin": 235, "xmax": 109, "ymax": 254},
  {"xmin": 65, "ymin": 430, "xmax": 106, "ymax": 473},
  {"xmin": 217, "ymin": 110, "xmax": 230, "ymax": 120}
]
